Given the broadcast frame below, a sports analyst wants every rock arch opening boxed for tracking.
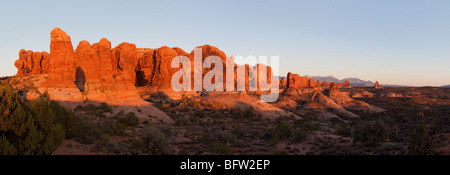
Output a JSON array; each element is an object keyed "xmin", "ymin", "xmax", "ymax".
[{"xmin": 135, "ymin": 70, "xmax": 148, "ymax": 87}]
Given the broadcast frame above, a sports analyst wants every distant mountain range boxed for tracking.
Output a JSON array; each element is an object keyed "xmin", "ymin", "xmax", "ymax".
[
  {"xmin": 275, "ymin": 75, "xmax": 411, "ymax": 87},
  {"xmin": 306, "ymin": 75, "xmax": 375, "ymax": 87},
  {"xmin": 442, "ymin": 85, "xmax": 450, "ymax": 88}
]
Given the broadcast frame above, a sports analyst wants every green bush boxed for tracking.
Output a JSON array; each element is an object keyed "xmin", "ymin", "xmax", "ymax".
[
  {"xmin": 243, "ymin": 107, "xmax": 256, "ymax": 118},
  {"xmin": 140, "ymin": 125, "xmax": 173, "ymax": 155},
  {"xmin": 74, "ymin": 120, "xmax": 103, "ymax": 144},
  {"xmin": 50, "ymin": 101, "xmax": 82, "ymax": 139},
  {"xmin": 113, "ymin": 123, "xmax": 127, "ymax": 136},
  {"xmin": 352, "ymin": 120, "xmax": 389, "ymax": 146},
  {"xmin": 76, "ymin": 103, "xmax": 112, "ymax": 117},
  {"xmin": 295, "ymin": 119, "xmax": 320, "ymax": 131},
  {"xmin": 292, "ymin": 129, "xmax": 307, "ymax": 143},
  {"xmin": 98, "ymin": 102, "xmax": 113, "ymax": 113},
  {"xmin": 209, "ymin": 128, "xmax": 236, "ymax": 144},
  {"xmin": 118, "ymin": 112, "xmax": 139, "ymax": 126},
  {"xmin": 231, "ymin": 127, "xmax": 245, "ymax": 140},
  {"xmin": 273, "ymin": 150, "xmax": 289, "ymax": 155},
  {"xmin": 408, "ymin": 125, "xmax": 436, "ymax": 155},
  {"xmin": 169, "ymin": 111, "xmax": 190, "ymax": 126},
  {"xmin": 267, "ymin": 122, "xmax": 294, "ymax": 142},
  {"xmin": 232, "ymin": 109, "xmax": 244, "ymax": 119},
  {"xmin": 0, "ymin": 85, "xmax": 65, "ymax": 155},
  {"xmin": 334, "ymin": 125, "xmax": 351, "ymax": 137},
  {"xmin": 194, "ymin": 109, "xmax": 206, "ymax": 118},
  {"xmin": 206, "ymin": 142, "xmax": 234, "ymax": 155}
]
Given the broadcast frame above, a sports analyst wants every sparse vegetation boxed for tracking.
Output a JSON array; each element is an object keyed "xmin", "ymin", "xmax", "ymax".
[
  {"xmin": 273, "ymin": 150, "xmax": 289, "ymax": 155},
  {"xmin": 408, "ymin": 125, "xmax": 436, "ymax": 155},
  {"xmin": 266, "ymin": 122, "xmax": 294, "ymax": 142},
  {"xmin": 206, "ymin": 142, "xmax": 234, "ymax": 155},
  {"xmin": 117, "ymin": 112, "xmax": 139, "ymax": 126},
  {"xmin": 140, "ymin": 125, "xmax": 174, "ymax": 155},
  {"xmin": 50, "ymin": 101, "xmax": 82, "ymax": 139},
  {"xmin": 0, "ymin": 85, "xmax": 65, "ymax": 155},
  {"xmin": 3, "ymin": 74, "xmax": 450, "ymax": 156},
  {"xmin": 352, "ymin": 120, "xmax": 389, "ymax": 146}
]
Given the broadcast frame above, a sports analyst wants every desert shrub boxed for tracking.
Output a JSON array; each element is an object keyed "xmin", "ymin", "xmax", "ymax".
[
  {"xmin": 273, "ymin": 150, "xmax": 289, "ymax": 155},
  {"xmin": 232, "ymin": 109, "xmax": 244, "ymax": 119},
  {"xmin": 178, "ymin": 95, "xmax": 187, "ymax": 104},
  {"xmin": 329, "ymin": 117, "xmax": 346, "ymax": 126},
  {"xmin": 243, "ymin": 107, "xmax": 256, "ymax": 118},
  {"xmin": 187, "ymin": 99, "xmax": 200, "ymax": 107},
  {"xmin": 194, "ymin": 109, "xmax": 206, "ymax": 118},
  {"xmin": 118, "ymin": 112, "xmax": 139, "ymax": 126},
  {"xmin": 178, "ymin": 150, "xmax": 190, "ymax": 155},
  {"xmin": 375, "ymin": 143, "xmax": 403, "ymax": 155},
  {"xmin": 206, "ymin": 142, "xmax": 234, "ymax": 155},
  {"xmin": 231, "ymin": 126, "xmax": 245, "ymax": 140},
  {"xmin": 266, "ymin": 122, "xmax": 294, "ymax": 142},
  {"xmin": 140, "ymin": 125, "xmax": 173, "ymax": 155},
  {"xmin": 74, "ymin": 120, "xmax": 103, "ymax": 144},
  {"xmin": 295, "ymin": 119, "xmax": 320, "ymax": 131},
  {"xmin": 84, "ymin": 104, "xmax": 97, "ymax": 114},
  {"xmin": 113, "ymin": 123, "xmax": 127, "ymax": 136},
  {"xmin": 130, "ymin": 139, "xmax": 142, "ymax": 150},
  {"xmin": 352, "ymin": 120, "xmax": 389, "ymax": 146},
  {"xmin": 188, "ymin": 115, "xmax": 199, "ymax": 123},
  {"xmin": 292, "ymin": 129, "xmax": 307, "ymax": 143},
  {"xmin": 334, "ymin": 125, "xmax": 351, "ymax": 137},
  {"xmin": 106, "ymin": 142, "xmax": 131, "ymax": 155},
  {"xmin": 169, "ymin": 111, "xmax": 190, "ymax": 126},
  {"xmin": 97, "ymin": 134, "xmax": 110, "ymax": 147},
  {"xmin": 408, "ymin": 125, "xmax": 436, "ymax": 155},
  {"xmin": 0, "ymin": 86, "xmax": 65, "ymax": 155},
  {"xmin": 76, "ymin": 103, "xmax": 112, "ymax": 117},
  {"xmin": 50, "ymin": 101, "xmax": 83, "ymax": 139},
  {"xmin": 209, "ymin": 128, "xmax": 236, "ymax": 143},
  {"xmin": 98, "ymin": 102, "xmax": 113, "ymax": 113}
]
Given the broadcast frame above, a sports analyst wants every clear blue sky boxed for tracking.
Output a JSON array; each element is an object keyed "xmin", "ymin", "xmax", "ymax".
[{"xmin": 1, "ymin": 0, "xmax": 449, "ymax": 86}]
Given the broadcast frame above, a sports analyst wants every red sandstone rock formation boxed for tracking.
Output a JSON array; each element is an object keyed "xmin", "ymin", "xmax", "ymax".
[
  {"xmin": 149, "ymin": 46, "xmax": 179, "ymax": 88},
  {"xmin": 41, "ymin": 28, "xmax": 77, "ymax": 89},
  {"xmin": 323, "ymin": 81, "xmax": 330, "ymax": 88},
  {"xmin": 31, "ymin": 52, "xmax": 43, "ymax": 74},
  {"xmin": 41, "ymin": 52, "xmax": 50, "ymax": 74},
  {"xmin": 308, "ymin": 79, "xmax": 316, "ymax": 88},
  {"xmin": 374, "ymin": 81, "xmax": 383, "ymax": 88},
  {"xmin": 112, "ymin": 42, "xmax": 139, "ymax": 83},
  {"xmin": 74, "ymin": 40, "xmax": 102, "ymax": 92},
  {"xmin": 316, "ymin": 79, "xmax": 321, "ymax": 88},
  {"xmin": 93, "ymin": 38, "xmax": 114, "ymax": 82},
  {"xmin": 172, "ymin": 47, "xmax": 189, "ymax": 57},
  {"xmin": 280, "ymin": 77, "xmax": 287, "ymax": 89},
  {"xmin": 15, "ymin": 49, "xmax": 49, "ymax": 76},
  {"xmin": 189, "ymin": 45, "xmax": 228, "ymax": 90},
  {"xmin": 343, "ymin": 80, "xmax": 350, "ymax": 87},
  {"xmin": 329, "ymin": 82, "xmax": 339, "ymax": 97},
  {"xmin": 286, "ymin": 72, "xmax": 312, "ymax": 89},
  {"xmin": 14, "ymin": 59, "xmax": 25, "ymax": 76},
  {"xmin": 255, "ymin": 64, "xmax": 273, "ymax": 92},
  {"xmin": 14, "ymin": 28, "xmax": 280, "ymax": 101},
  {"xmin": 26, "ymin": 50, "xmax": 33, "ymax": 72}
]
